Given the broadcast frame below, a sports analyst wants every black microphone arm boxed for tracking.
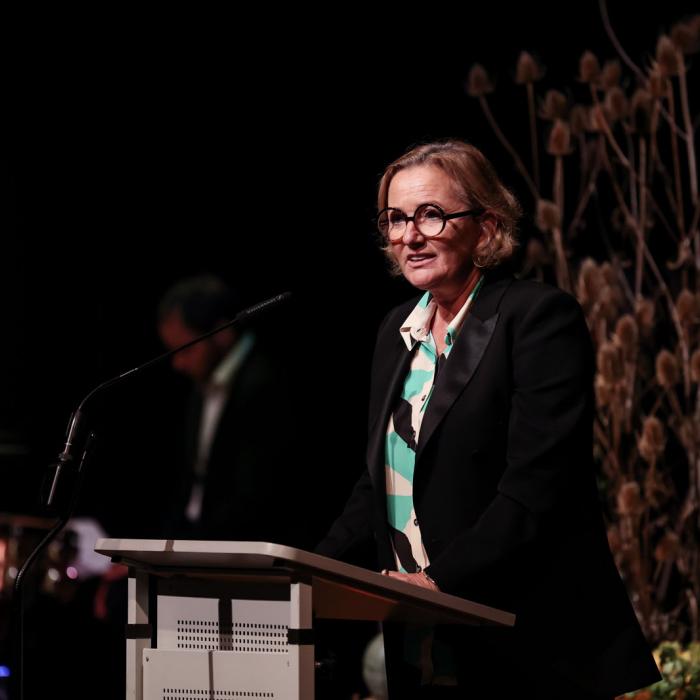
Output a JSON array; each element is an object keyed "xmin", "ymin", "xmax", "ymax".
[
  {"xmin": 11, "ymin": 290, "xmax": 291, "ymax": 700},
  {"xmin": 45, "ymin": 290, "xmax": 292, "ymax": 508}
]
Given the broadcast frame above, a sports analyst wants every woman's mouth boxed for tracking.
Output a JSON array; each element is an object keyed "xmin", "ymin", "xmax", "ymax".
[{"xmin": 406, "ymin": 254, "xmax": 435, "ymax": 267}]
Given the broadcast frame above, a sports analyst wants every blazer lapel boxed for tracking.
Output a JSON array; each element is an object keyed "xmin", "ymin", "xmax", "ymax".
[
  {"xmin": 364, "ymin": 269, "xmax": 513, "ymax": 482},
  {"xmin": 366, "ymin": 337, "xmax": 415, "ymax": 487},
  {"xmin": 415, "ymin": 271, "xmax": 513, "ymax": 464}
]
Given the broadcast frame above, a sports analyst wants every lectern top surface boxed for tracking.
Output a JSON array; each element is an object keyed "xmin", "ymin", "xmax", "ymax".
[{"xmin": 95, "ymin": 538, "xmax": 515, "ymax": 627}]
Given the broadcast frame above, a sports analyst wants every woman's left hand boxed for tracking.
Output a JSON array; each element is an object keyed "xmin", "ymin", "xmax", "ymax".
[{"xmin": 381, "ymin": 570, "xmax": 440, "ymax": 591}]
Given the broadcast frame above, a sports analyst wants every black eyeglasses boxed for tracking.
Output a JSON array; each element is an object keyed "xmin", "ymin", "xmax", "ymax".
[{"xmin": 377, "ymin": 203, "xmax": 485, "ymax": 241}]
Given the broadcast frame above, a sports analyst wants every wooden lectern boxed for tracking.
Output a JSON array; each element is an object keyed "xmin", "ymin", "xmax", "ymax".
[{"xmin": 95, "ymin": 539, "xmax": 515, "ymax": 700}]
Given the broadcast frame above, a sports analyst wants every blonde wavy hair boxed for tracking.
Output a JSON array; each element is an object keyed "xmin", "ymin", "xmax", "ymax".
[{"xmin": 377, "ymin": 140, "xmax": 522, "ymax": 274}]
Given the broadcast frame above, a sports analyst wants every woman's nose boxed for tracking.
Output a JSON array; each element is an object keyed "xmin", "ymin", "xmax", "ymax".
[{"xmin": 402, "ymin": 220, "xmax": 425, "ymax": 245}]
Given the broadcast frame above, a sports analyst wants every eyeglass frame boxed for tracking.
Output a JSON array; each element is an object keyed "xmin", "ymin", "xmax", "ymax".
[{"xmin": 376, "ymin": 202, "xmax": 486, "ymax": 241}]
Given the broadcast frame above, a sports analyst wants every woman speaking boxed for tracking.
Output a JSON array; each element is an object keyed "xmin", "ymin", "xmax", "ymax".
[{"xmin": 316, "ymin": 140, "xmax": 660, "ymax": 699}]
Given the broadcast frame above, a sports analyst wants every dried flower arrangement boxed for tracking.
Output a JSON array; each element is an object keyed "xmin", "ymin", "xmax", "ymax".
[{"xmin": 466, "ymin": 0, "xmax": 700, "ymax": 649}]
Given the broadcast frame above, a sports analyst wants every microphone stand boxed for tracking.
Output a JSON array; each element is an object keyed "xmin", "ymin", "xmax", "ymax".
[{"xmin": 11, "ymin": 291, "xmax": 291, "ymax": 700}]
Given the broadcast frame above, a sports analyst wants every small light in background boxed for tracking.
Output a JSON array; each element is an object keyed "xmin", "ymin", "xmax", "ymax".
[
  {"xmin": 66, "ymin": 566, "xmax": 79, "ymax": 580},
  {"xmin": 47, "ymin": 568, "xmax": 60, "ymax": 583},
  {"xmin": 0, "ymin": 665, "xmax": 10, "ymax": 677}
]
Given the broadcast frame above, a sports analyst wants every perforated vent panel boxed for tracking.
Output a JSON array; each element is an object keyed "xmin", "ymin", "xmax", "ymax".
[
  {"xmin": 157, "ymin": 595, "xmax": 291, "ymax": 655},
  {"xmin": 162, "ymin": 691, "xmax": 274, "ymax": 698},
  {"xmin": 144, "ymin": 649, "xmax": 290, "ymax": 698},
  {"xmin": 176, "ymin": 620, "xmax": 288, "ymax": 653}
]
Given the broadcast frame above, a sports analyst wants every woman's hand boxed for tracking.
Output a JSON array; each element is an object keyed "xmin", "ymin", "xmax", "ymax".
[{"xmin": 380, "ymin": 570, "xmax": 440, "ymax": 591}]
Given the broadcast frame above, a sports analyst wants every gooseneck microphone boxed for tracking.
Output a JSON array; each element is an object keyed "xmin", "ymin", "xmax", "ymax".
[
  {"xmin": 45, "ymin": 290, "xmax": 292, "ymax": 508},
  {"xmin": 12, "ymin": 290, "xmax": 291, "ymax": 700}
]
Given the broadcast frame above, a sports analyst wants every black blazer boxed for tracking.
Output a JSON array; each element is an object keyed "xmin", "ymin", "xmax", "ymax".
[
  {"xmin": 317, "ymin": 268, "xmax": 661, "ymax": 697},
  {"xmin": 169, "ymin": 346, "xmax": 305, "ymax": 545}
]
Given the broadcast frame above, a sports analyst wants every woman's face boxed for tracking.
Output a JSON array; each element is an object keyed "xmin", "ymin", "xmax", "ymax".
[{"xmin": 387, "ymin": 165, "xmax": 484, "ymax": 300}]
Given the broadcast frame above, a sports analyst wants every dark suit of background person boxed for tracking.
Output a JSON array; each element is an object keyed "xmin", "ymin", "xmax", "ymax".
[
  {"xmin": 173, "ymin": 343, "xmax": 296, "ymax": 542},
  {"xmin": 157, "ymin": 275, "xmax": 304, "ymax": 546},
  {"xmin": 316, "ymin": 267, "xmax": 661, "ymax": 699}
]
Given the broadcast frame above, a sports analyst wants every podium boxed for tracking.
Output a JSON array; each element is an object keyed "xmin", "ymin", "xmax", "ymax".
[{"xmin": 95, "ymin": 539, "xmax": 515, "ymax": 700}]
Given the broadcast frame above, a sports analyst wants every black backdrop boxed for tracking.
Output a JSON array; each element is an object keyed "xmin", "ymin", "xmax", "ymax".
[{"xmin": 2, "ymin": 0, "xmax": 698, "ymax": 541}]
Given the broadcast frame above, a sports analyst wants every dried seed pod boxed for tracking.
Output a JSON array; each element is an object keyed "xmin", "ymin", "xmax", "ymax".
[
  {"xmin": 630, "ymin": 88, "xmax": 653, "ymax": 133},
  {"xmin": 691, "ymin": 349, "xmax": 700, "ymax": 382},
  {"xmin": 635, "ymin": 298, "xmax": 655, "ymax": 334},
  {"xmin": 607, "ymin": 525, "xmax": 622, "ymax": 554},
  {"xmin": 515, "ymin": 51, "xmax": 544, "ymax": 84},
  {"xmin": 579, "ymin": 51, "xmax": 601, "ymax": 84},
  {"xmin": 656, "ymin": 35, "xmax": 680, "ymax": 77},
  {"xmin": 598, "ymin": 341, "xmax": 625, "ymax": 383},
  {"xmin": 601, "ymin": 262, "xmax": 620, "ymax": 287},
  {"xmin": 595, "ymin": 374, "xmax": 612, "ymax": 408},
  {"xmin": 648, "ymin": 65, "xmax": 666, "ymax": 98},
  {"xmin": 466, "ymin": 64, "xmax": 494, "ymax": 97},
  {"xmin": 654, "ymin": 531, "xmax": 680, "ymax": 562},
  {"xmin": 569, "ymin": 104, "xmax": 590, "ymax": 136},
  {"xmin": 678, "ymin": 418, "xmax": 696, "ymax": 452},
  {"xmin": 671, "ymin": 21, "xmax": 699, "ymax": 54},
  {"xmin": 617, "ymin": 481, "xmax": 643, "ymax": 516},
  {"xmin": 601, "ymin": 60, "xmax": 622, "ymax": 90},
  {"xmin": 604, "ymin": 86, "xmax": 628, "ymax": 122},
  {"xmin": 655, "ymin": 349, "xmax": 679, "ymax": 388},
  {"xmin": 524, "ymin": 238, "xmax": 550, "ymax": 267},
  {"xmin": 590, "ymin": 103, "xmax": 609, "ymax": 132},
  {"xmin": 540, "ymin": 89, "xmax": 568, "ymax": 120},
  {"xmin": 676, "ymin": 289, "xmax": 698, "ymax": 325},
  {"xmin": 536, "ymin": 199, "xmax": 560, "ymax": 231},
  {"xmin": 638, "ymin": 416, "xmax": 666, "ymax": 463},
  {"xmin": 614, "ymin": 315, "xmax": 638, "ymax": 362},
  {"xmin": 547, "ymin": 119, "xmax": 572, "ymax": 156},
  {"xmin": 576, "ymin": 258, "xmax": 602, "ymax": 306}
]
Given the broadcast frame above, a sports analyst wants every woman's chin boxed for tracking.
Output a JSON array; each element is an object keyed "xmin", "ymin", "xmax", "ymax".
[{"xmin": 402, "ymin": 270, "xmax": 441, "ymax": 291}]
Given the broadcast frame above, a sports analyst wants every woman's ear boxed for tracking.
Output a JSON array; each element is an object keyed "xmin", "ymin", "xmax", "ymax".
[{"xmin": 476, "ymin": 213, "xmax": 497, "ymax": 251}]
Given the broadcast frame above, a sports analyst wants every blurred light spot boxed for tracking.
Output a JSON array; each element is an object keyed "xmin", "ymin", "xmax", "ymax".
[
  {"xmin": 66, "ymin": 566, "xmax": 78, "ymax": 580},
  {"xmin": 47, "ymin": 568, "xmax": 60, "ymax": 582},
  {"xmin": 0, "ymin": 666, "xmax": 10, "ymax": 677}
]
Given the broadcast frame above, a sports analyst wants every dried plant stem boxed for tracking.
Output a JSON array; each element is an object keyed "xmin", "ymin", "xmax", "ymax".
[
  {"xmin": 667, "ymin": 78, "xmax": 686, "ymax": 235},
  {"xmin": 551, "ymin": 227, "xmax": 572, "ymax": 292},
  {"xmin": 688, "ymin": 587, "xmax": 700, "ymax": 642},
  {"xmin": 627, "ymin": 130, "xmax": 639, "ymax": 220},
  {"xmin": 595, "ymin": 418, "xmax": 611, "ymax": 452},
  {"xmin": 526, "ymin": 83, "xmax": 540, "ymax": 192},
  {"xmin": 568, "ymin": 162, "xmax": 599, "ymax": 240},
  {"xmin": 576, "ymin": 134, "xmax": 590, "ymax": 202},
  {"xmin": 651, "ymin": 142, "xmax": 684, "ymax": 231},
  {"xmin": 677, "ymin": 48, "xmax": 698, "ymax": 207},
  {"xmin": 694, "ymin": 455, "xmax": 700, "ymax": 518},
  {"xmin": 645, "ymin": 241, "xmax": 691, "ymax": 396},
  {"xmin": 598, "ymin": 0, "xmax": 688, "ymax": 143},
  {"xmin": 649, "ymin": 189, "xmax": 682, "ymax": 245},
  {"xmin": 604, "ymin": 152, "xmax": 692, "ymax": 397},
  {"xmin": 689, "ymin": 198, "xmax": 700, "ymax": 271},
  {"xmin": 658, "ymin": 559, "xmax": 674, "ymax": 603},
  {"xmin": 552, "ymin": 156, "xmax": 571, "ymax": 291},
  {"xmin": 624, "ymin": 363, "xmax": 636, "ymax": 432},
  {"xmin": 665, "ymin": 389, "xmax": 686, "ymax": 431},
  {"xmin": 599, "ymin": 120, "xmax": 678, "ymax": 249},
  {"xmin": 591, "ymin": 95, "xmax": 631, "ymax": 170},
  {"xmin": 478, "ymin": 96, "xmax": 539, "ymax": 200},
  {"xmin": 636, "ymin": 138, "xmax": 647, "ymax": 300},
  {"xmin": 649, "ymin": 100, "xmax": 661, "ymax": 182}
]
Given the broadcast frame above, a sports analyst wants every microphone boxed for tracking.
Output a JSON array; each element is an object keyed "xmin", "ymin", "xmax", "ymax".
[
  {"xmin": 14, "ymin": 291, "xmax": 292, "ymax": 700},
  {"xmin": 45, "ymin": 290, "xmax": 292, "ymax": 509}
]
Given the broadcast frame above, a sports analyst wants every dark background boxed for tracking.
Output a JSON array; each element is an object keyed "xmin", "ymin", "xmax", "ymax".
[
  {"xmin": 1, "ymin": 2, "xmax": 699, "ymax": 695},
  {"xmin": 4, "ymin": 1, "xmax": 698, "ymax": 533}
]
